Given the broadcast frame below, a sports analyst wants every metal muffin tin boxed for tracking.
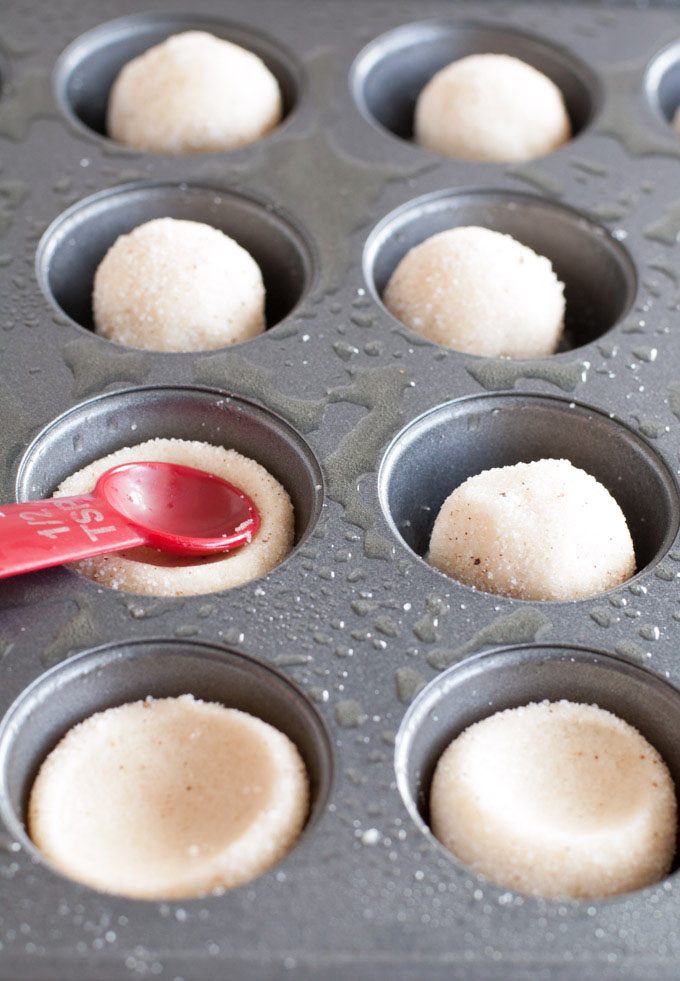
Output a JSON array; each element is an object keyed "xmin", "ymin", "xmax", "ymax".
[{"xmin": 2, "ymin": 0, "xmax": 680, "ymax": 976}]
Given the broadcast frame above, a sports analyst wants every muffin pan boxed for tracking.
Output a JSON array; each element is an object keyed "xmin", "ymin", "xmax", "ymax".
[{"xmin": 3, "ymin": 0, "xmax": 680, "ymax": 977}]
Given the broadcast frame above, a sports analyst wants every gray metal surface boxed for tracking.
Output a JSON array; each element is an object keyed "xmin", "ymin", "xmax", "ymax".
[{"xmin": 2, "ymin": 0, "xmax": 680, "ymax": 977}]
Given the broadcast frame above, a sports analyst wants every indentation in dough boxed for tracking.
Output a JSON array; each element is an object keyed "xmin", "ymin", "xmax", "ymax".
[{"xmin": 54, "ymin": 438, "xmax": 294, "ymax": 596}]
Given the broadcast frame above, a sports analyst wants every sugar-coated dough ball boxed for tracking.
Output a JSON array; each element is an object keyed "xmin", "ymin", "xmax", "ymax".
[
  {"xmin": 383, "ymin": 226, "xmax": 565, "ymax": 358},
  {"xmin": 430, "ymin": 700, "xmax": 677, "ymax": 899},
  {"xmin": 55, "ymin": 438, "xmax": 294, "ymax": 596},
  {"xmin": 93, "ymin": 218, "xmax": 265, "ymax": 352},
  {"xmin": 415, "ymin": 53, "xmax": 571, "ymax": 162},
  {"xmin": 107, "ymin": 31, "xmax": 282, "ymax": 154},
  {"xmin": 429, "ymin": 459, "xmax": 635, "ymax": 600},
  {"xmin": 28, "ymin": 696, "xmax": 309, "ymax": 899}
]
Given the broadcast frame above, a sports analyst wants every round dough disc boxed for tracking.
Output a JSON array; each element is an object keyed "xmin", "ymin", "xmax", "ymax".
[
  {"xmin": 107, "ymin": 31, "xmax": 283, "ymax": 154},
  {"xmin": 93, "ymin": 217, "xmax": 266, "ymax": 352},
  {"xmin": 414, "ymin": 53, "xmax": 571, "ymax": 162},
  {"xmin": 54, "ymin": 438, "xmax": 294, "ymax": 596},
  {"xmin": 428, "ymin": 458, "xmax": 635, "ymax": 601},
  {"xmin": 29, "ymin": 696, "xmax": 309, "ymax": 899},
  {"xmin": 383, "ymin": 226, "xmax": 565, "ymax": 358},
  {"xmin": 430, "ymin": 700, "xmax": 677, "ymax": 899}
]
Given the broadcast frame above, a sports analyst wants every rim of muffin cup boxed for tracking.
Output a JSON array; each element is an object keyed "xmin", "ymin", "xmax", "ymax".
[
  {"xmin": 350, "ymin": 18, "xmax": 603, "ymax": 158},
  {"xmin": 53, "ymin": 12, "xmax": 306, "ymax": 153},
  {"xmin": 363, "ymin": 187, "xmax": 638, "ymax": 357},
  {"xmin": 378, "ymin": 392, "xmax": 680, "ymax": 603},
  {"xmin": 14, "ymin": 384, "xmax": 324, "ymax": 593},
  {"xmin": 644, "ymin": 39, "xmax": 680, "ymax": 135},
  {"xmin": 395, "ymin": 643, "xmax": 680, "ymax": 900},
  {"xmin": 35, "ymin": 181, "xmax": 318, "ymax": 353},
  {"xmin": 0, "ymin": 638, "xmax": 334, "ymax": 897}
]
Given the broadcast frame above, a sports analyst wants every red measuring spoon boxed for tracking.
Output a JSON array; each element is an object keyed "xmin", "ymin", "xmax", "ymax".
[{"xmin": 0, "ymin": 461, "xmax": 260, "ymax": 580}]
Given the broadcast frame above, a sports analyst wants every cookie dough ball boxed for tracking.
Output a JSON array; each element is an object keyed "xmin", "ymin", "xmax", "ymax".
[
  {"xmin": 383, "ymin": 226, "xmax": 565, "ymax": 357},
  {"xmin": 107, "ymin": 31, "xmax": 282, "ymax": 154},
  {"xmin": 28, "ymin": 696, "xmax": 309, "ymax": 899},
  {"xmin": 93, "ymin": 218, "xmax": 265, "ymax": 352},
  {"xmin": 414, "ymin": 54, "xmax": 571, "ymax": 162},
  {"xmin": 54, "ymin": 438, "xmax": 294, "ymax": 596},
  {"xmin": 429, "ymin": 459, "xmax": 635, "ymax": 601},
  {"xmin": 430, "ymin": 700, "xmax": 677, "ymax": 899}
]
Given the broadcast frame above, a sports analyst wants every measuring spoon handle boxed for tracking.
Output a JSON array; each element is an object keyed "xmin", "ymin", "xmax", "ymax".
[{"xmin": 0, "ymin": 494, "xmax": 146, "ymax": 579}]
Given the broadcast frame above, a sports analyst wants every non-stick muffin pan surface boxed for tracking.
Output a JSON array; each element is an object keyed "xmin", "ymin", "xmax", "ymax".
[{"xmin": 3, "ymin": 0, "xmax": 680, "ymax": 977}]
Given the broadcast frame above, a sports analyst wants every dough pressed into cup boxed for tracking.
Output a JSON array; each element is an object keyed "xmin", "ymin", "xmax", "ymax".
[
  {"xmin": 107, "ymin": 31, "xmax": 282, "ymax": 154},
  {"xmin": 430, "ymin": 700, "xmax": 677, "ymax": 899},
  {"xmin": 428, "ymin": 458, "xmax": 635, "ymax": 601},
  {"xmin": 414, "ymin": 53, "xmax": 571, "ymax": 162},
  {"xmin": 93, "ymin": 218, "xmax": 265, "ymax": 352},
  {"xmin": 28, "ymin": 695, "xmax": 309, "ymax": 899},
  {"xmin": 382, "ymin": 226, "xmax": 565, "ymax": 358},
  {"xmin": 54, "ymin": 438, "xmax": 294, "ymax": 596}
]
